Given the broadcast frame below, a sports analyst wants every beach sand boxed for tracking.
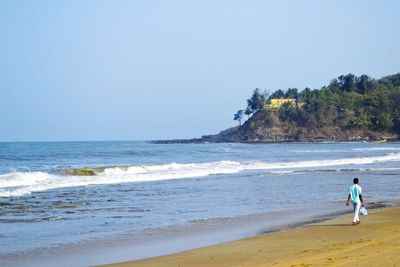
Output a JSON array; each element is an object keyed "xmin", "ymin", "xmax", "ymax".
[{"xmin": 102, "ymin": 205, "xmax": 400, "ymax": 267}]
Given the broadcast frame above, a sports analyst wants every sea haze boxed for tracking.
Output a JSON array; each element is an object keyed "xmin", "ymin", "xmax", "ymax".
[{"xmin": 0, "ymin": 141, "xmax": 400, "ymax": 266}]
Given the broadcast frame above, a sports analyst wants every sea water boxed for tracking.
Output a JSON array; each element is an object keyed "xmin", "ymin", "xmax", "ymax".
[{"xmin": 1, "ymin": 141, "xmax": 400, "ymax": 265}]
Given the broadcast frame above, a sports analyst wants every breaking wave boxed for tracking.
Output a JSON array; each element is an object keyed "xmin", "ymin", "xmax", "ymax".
[{"xmin": 1, "ymin": 153, "xmax": 400, "ymax": 197}]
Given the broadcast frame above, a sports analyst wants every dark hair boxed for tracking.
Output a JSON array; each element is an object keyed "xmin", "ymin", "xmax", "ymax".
[{"xmin": 353, "ymin": 177, "xmax": 359, "ymax": 184}]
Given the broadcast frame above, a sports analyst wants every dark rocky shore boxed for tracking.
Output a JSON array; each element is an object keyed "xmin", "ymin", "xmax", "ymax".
[{"xmin": 152, "ymin": 125, "xmax": 399, "ymax": 144}]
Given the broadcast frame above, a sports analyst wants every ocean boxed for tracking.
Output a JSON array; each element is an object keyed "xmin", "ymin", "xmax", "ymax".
[{"xmin": 1, "ymin": 141, "xmax": 400, "ymax": 266}]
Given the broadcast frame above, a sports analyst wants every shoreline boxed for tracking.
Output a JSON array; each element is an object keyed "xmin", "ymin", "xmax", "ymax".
[
  {"xmin": 103, "ymin": 203, "xmax": 400, "ymax": 267},
  {"xmin": 1, "ymin": 202, "xmax": 389, "ymax": 267},
  {"xmin": 151, "ymin": 138, "xmax": 400, "ymax": 145}
]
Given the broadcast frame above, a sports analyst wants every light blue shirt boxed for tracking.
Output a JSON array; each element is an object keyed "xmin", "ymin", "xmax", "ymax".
[{"xmin": 349, "ymin": 184, "xmax": 362, "ymax": 204}]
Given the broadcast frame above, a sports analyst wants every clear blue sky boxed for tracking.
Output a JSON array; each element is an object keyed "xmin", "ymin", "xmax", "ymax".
[{"xmin": 1, "ymin": 0, "xmax": 399, "ymax": 141}]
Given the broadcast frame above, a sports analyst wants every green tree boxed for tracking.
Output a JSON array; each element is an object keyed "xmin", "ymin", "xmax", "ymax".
[
  {"xmin": 246, "ymin": 88, "xmax": 268, "ymax": 114},
  {"xmin": 234, "ymin": 72, "xmax": 400, "ymax": 136},
  {"xmin": 338, "ymin": 74, "xmax": 356, "ymax": 92},
  {"xmin": 244, "ymin": 107, "xmax": 252, "ymax": 118},
  {"xmin": 285, "ymin": 88, "xmax": 298, "ymax": 99},
  {"xmin": 233, "ymin": 110, "xmax": 244, "ymax": 126},
  {"xmin": 392, "ymin": 110, "xmax": 400, "ymax": 133},
  {"xmin": 349, "ymin": 116, "xmax": 372, "ymax": 129},
  {"xmin": 376, "ymin": 113, "xmax": 393, "ymax": 130},
  {"xmin": 355, "ymin": 74, "xmax": 374, "ymax": 94},
  {"xmin": 270, "ymin": 89, "xmax": 285, "ymax": 99},
  {"xmin": 328, "ymin": 79, "xmax": 341, "ymax": 93}
]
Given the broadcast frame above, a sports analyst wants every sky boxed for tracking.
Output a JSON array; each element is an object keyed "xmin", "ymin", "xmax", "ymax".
[{"xmin": 0, "ymin": 0, "xmax": 399, "ymax": 141}]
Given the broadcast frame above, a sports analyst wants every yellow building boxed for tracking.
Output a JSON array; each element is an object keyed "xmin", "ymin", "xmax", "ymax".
[{"xmin": 266, "ymin": 98, "xmax": 297, "ymax": 109}]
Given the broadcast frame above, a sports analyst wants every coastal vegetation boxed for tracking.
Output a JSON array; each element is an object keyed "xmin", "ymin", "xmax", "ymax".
[
  {"xmin": 156, "ymin": 72, "xmax": 400, "ymax": 143},
  {"xmin": 228, "ymin": 73, "xmax": 400, "ymax": 142}
]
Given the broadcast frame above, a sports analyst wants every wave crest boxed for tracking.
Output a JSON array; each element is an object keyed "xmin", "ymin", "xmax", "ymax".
[{"xmin": 1, "ymin": 153, "xmax": 400, "ymax": 197}]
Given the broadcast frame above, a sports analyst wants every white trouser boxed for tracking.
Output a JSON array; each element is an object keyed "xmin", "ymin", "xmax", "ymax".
[{"xmin": 353, "ymin": 202, "xmax": 361, "ymax": 223}]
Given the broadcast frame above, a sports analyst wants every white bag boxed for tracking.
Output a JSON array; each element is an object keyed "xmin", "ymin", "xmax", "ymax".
[{"xmin": 359, "ymin": 207, "xmax": 368, "ymax": 216}]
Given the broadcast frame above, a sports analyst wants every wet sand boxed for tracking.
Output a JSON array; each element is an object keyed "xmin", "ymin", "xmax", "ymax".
[{"xmin": 103, "ymin": 205, "xmax": 400, "ymax": 267}]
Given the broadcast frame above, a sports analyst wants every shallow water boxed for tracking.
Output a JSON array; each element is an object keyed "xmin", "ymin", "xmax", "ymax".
[{"xmin": 0, "ymin": 141, "xmax": 400, "ymax": 264}]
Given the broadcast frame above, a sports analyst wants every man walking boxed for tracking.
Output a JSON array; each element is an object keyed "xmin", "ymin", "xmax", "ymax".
[{"xmin": 346, "ymin": 177, "xmax": 364, "ymax": 225}]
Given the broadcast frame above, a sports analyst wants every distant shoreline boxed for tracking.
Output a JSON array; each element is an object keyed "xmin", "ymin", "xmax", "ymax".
[
  {"xmin": 151, "ymin": 137, "xmax": 399, "ymax": 144},
  {"xmin": 151, "ymin": 124, "xmax": 399, "ymax": 144}
]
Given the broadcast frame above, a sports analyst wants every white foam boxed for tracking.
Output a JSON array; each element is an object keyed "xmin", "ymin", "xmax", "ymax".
[
  {"xmin": 1, "ymin": 153, "xmax": 400, "ymax": 197},
  {"xmin": 290, "ymin": 149, "xmax": 343, "ymax": 153},
  {"xmin": 247, "ymin": 152, "xmax": 400, "ymax": 170},
  {"xmin": 353, "ymin": 147, "xmax": 399, "ymax": 151},
  {"xmin": 0, "ymin": 172, "xmax": 52, "ymax": 188}
]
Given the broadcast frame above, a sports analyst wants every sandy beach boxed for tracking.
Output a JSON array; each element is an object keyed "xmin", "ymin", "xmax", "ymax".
[{"xmin": 103, "ymin": 205, "xmax": 400, "ymax": 267}]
